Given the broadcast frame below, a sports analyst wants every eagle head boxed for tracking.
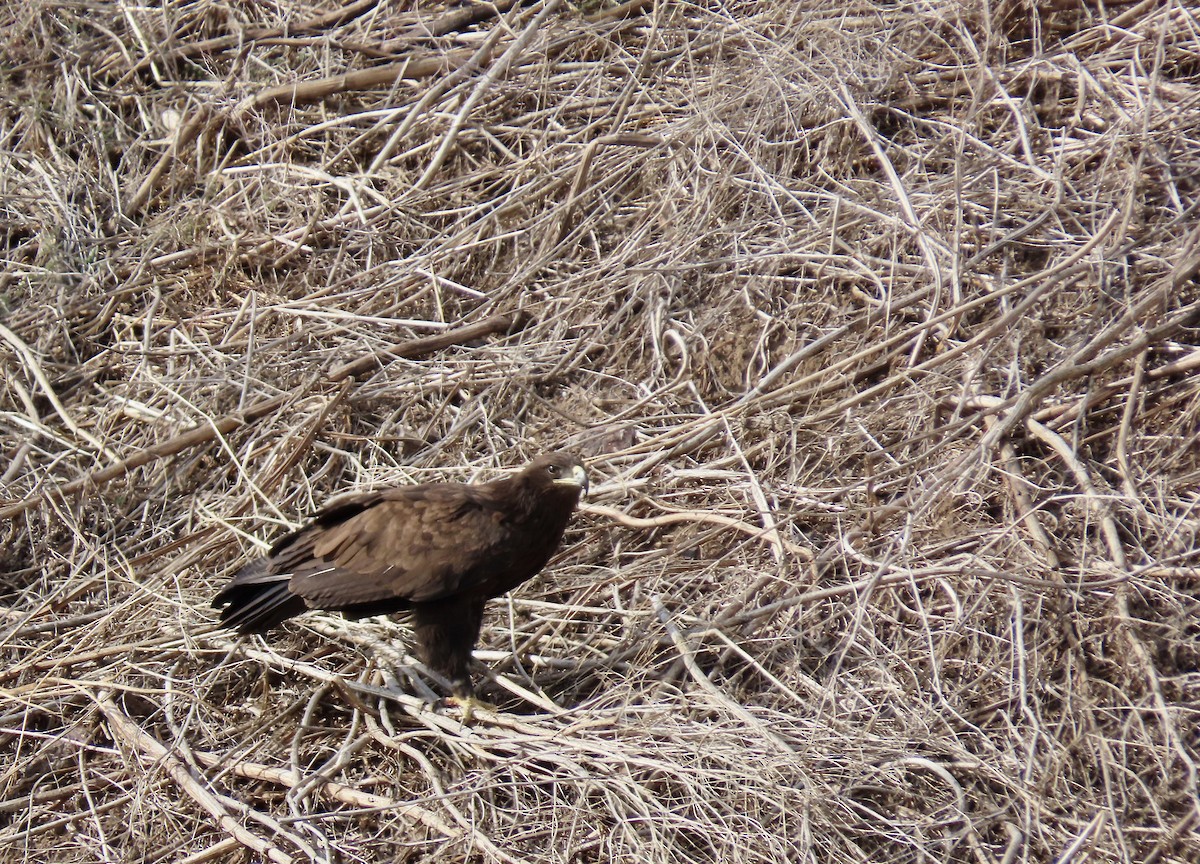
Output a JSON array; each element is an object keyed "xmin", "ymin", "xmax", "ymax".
[{"xmin": 523, "ymin": 452, "xmax": 588, "ymax": 498}]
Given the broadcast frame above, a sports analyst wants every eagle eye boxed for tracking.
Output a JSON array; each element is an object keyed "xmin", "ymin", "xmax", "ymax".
[{"xmin": 546, "ymin": 464, "xmax": 560, "ymax": 476}]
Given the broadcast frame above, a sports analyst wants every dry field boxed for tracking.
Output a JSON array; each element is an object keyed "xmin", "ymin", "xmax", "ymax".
[{"xmin": 2, "ymin": 0, "xmax": 1199, "ymax": 861}]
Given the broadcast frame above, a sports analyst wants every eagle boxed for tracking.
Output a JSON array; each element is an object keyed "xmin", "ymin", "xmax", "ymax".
[{"xmin": 212, "ymin": 452, "xmax": 588, "ymax": 712}]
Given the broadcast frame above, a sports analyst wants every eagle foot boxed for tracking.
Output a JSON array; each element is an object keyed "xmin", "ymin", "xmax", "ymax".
[{"xmin": 444, "ymin": 695, "xmax": 497, "ymax": 724}]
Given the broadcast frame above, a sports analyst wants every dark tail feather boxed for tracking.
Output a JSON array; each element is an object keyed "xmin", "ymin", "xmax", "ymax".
[{"xmin": 213, "ymin": 563, "xmax": 306, "ymax": 634}]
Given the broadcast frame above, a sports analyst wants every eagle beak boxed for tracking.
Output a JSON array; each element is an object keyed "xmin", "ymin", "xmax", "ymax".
[{"xmin": 555, "ymin": 464, "xmax": 589, "ymax": 496}]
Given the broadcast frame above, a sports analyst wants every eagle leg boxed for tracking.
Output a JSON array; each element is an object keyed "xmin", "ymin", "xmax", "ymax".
[{"xmin": 412, "ymin": 597, "xmax": 489, "ymax": 712}]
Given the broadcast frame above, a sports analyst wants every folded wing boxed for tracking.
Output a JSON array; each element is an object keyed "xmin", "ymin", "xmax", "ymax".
[{"xmin": 213, "ymin": 484, "xmax": 508, "ymax": 632}]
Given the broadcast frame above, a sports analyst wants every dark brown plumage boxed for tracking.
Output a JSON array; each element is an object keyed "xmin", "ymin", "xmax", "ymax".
[{"xmin": 212, "ymin": 452, "xmax": 588, "ymax": 702}]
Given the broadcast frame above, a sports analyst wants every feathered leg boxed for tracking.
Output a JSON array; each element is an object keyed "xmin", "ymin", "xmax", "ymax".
[{"xmin": 411, "ymin": 596, "xmax": 490, "ymax": 719}]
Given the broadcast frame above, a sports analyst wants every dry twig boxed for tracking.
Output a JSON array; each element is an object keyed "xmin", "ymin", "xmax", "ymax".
[{"xmin": 3, "ymin": 1, "xmax": 1199, "ymax": 861}]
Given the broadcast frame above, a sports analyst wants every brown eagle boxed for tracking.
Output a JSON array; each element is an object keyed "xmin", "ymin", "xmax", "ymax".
[{"xmin": 212, "ymin": 452, "xmax": 588, "ymax": 709}]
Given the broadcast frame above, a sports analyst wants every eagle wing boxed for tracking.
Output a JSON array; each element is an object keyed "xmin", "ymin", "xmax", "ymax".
[{"xmin": 272, "ymin": 484, "xmax": 509, "ymax": 609}]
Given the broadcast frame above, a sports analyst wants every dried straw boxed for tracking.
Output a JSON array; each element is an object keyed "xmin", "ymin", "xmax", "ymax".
[{"xmin": 2, "ymin": 1, "xmax": 1199, "ymax": 862}]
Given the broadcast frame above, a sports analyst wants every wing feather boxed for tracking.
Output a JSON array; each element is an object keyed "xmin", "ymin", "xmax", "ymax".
[{"xmin": 286, "ymin": 485, "xmax": 508, "ymax": 609}]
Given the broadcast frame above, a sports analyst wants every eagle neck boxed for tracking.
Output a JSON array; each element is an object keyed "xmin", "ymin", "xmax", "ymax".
[{"xmin": 504, "ymin": 477, "xmax": 578, "ymax": 530}]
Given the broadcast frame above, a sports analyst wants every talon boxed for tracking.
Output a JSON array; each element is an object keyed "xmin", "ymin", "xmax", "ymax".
[{"xmin": 444, "ymin": 695, "xmax": 497, "ymax": 724}]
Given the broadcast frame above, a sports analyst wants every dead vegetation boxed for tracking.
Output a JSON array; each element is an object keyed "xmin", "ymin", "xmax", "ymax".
[{"xmin": 2, "ymin": 0, "xmax": 1199, "ymax": 861}]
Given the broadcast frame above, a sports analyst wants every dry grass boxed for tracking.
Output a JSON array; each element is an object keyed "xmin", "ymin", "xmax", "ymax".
[{"xmin": 3, "ymin": 0, "xmax": 1200, "ymax": 861}]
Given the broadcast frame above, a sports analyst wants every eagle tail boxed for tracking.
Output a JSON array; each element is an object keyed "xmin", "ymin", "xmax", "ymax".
[{"xmin": 212, "ymin": 561, "xmax": 307, "ymax": 634}]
